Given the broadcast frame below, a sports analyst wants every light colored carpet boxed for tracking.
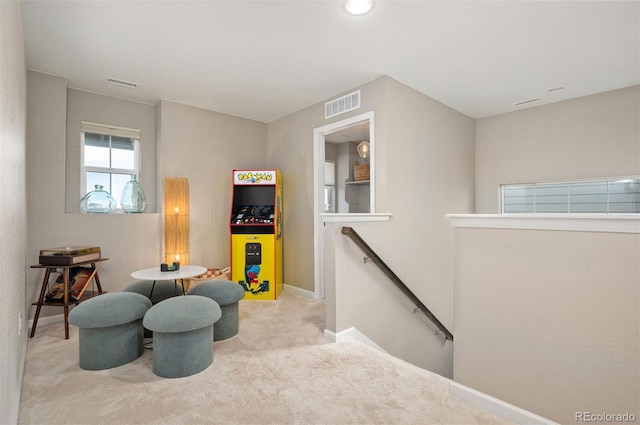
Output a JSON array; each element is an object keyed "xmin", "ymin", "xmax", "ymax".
[{"xmin": 20, "ymin": 289, "xmax": 516, "ymax": 425}]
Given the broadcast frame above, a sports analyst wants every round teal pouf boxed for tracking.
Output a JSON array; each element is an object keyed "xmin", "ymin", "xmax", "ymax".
[
  {"xmin": 124, "ymin": 280, "xmax": 184, "ymax": 338},
  {"xmin": 187, "ymin": 280, "xmax": 245, "ymax": 341},
  {"xmin": 123, "ymin": 280, "xmax": 183, "ymax": 304},
  {"xmin": 143, "ymin": 295, "xmax": 221, "ymax": 378},
  {"xmin": 68, "ymin": 292, "xmax": 152, "ymax": 370}
]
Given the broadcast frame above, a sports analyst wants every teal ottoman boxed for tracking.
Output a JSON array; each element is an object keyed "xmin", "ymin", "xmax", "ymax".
[
  {"xmin": 123, "ymin": 280, "xmax": 182, "ymax": 304},
  {"xmin": 188, "ymin": 280, "xmax": 245, "ymax": 341},
  {"xmin": 68, "ymin": 292, "xmax": 152, "ymax": 370},
  {"xmin": 124, "ymin": 280, "xmax": 183, "ymax": 338},
  {"xmin": 143, "ymin": 295, "xmax": 221, "ymax": 378}
]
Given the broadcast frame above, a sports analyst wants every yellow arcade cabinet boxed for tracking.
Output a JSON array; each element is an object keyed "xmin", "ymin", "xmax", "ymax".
[{"xmin": 230, "ymin": 169, "xmax": 283, "ymax": 300}]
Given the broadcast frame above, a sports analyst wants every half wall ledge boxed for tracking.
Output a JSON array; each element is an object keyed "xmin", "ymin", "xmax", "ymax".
[
  {"xmin": 321, "ymin": 213, "xmax": 392, "ymax": 223},
  {"xmin": 446, "ymin": 214, "xmax": 640, "ymax": 234}
]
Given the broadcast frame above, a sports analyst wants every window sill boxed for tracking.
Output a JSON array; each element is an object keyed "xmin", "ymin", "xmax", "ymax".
[
  {"xmin": 321, "ymin": 213, "xmax": 392, "ymax": 223},
  {"xmin": 74, "ymin": 211, "xmax": 160, "ymax": 215},
  {"xmin": 446, "ymin": 213, "xmax": 640, "ymax": 234}
]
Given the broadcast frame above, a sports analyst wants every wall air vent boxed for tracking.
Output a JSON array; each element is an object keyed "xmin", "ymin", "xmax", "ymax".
[
  {"xmin": 325, "ymin": 90, "xmax": 361, "ymax": 119},
  {"xmin": 106, "ymin": 77, "xmax": 138, "ymax": 88}
]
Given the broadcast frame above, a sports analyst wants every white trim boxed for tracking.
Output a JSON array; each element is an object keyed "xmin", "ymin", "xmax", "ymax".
[
  {"xmin": 313, "ymin": 111, "xmax": 376, "ymax": 300},
  {"xmin": 283, "ymin": 284, "xmax": 317, "ymax": 299},
  {"xmin": 12, "ymin": 335, "xmax": 28, "ymax": 425},
  {"xmin": 450, "ymin": 382, "xmax": 559, "ymax": 425},
  {"xmin": 315, "ymin": 111, "xmax": 376, "ymax": 214},
  {"xmin": 323, "ymin": 329, "xmax": 337, "ymax": 342},
  {"xmin": 446, "ymin": 214, "xmax": 640, "ymax": 234},
  {"xmin": 333, "ymin": 326, "xmax": 386, "ymax": 352},
  {"xmin": 28, "ymin": 313, "xmax": 64, "ymax": 330},
  {"xmin": 321, "ymin": 213, "xmax": 391, "ymax": 223}
]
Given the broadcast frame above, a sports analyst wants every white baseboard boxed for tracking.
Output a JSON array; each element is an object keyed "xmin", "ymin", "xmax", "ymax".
[
  {"xmin": 323, "ymin": 329, "xmax": 337, "ymax": 342},
  {"xmin": 11, "ymin": 335, "xmax": 28, "ymax": 425},
  {"xmin": 324, "ymin": 326, "xmax": 386, "ymax": 352},
  {"xmin": 28, "ymin": 313, "xmax": 64, "ymax": 330},
  {"xmin": 450, "ymin": 382, "xmax": 558, "ymax": 425},
  {"xmin": 283, "ymin": 284, "xmax": 316, "ymax": 299}
]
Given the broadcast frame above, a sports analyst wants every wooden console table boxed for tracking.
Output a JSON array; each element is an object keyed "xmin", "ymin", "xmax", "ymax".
[{"xmin": 30, "ymin": 258, "xmax": 108, "ymax": 339}]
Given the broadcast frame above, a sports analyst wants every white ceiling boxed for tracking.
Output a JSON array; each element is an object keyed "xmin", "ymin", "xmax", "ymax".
[{"xmin": 20, "ymin": 0, "xmax": 639, "ymax": 123}]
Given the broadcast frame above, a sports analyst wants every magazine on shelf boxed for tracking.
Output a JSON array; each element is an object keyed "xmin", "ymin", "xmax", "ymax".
[
  {"xmin": 45, "ymin": 267, "xmax": 97, "ymax": 302},
  {"xmin": 69, "ymin": 268, "xmax": 97, "ymax": 301}
]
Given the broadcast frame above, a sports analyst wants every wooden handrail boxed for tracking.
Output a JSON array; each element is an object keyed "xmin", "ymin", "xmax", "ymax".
[{"xmin": 341, "ymin": 226, "xmax": 453, "ymax": 341}]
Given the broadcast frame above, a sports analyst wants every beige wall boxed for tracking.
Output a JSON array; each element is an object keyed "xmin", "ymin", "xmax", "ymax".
[
  {"xmin": 65, "ymin": 89, "xmax": 157, "ymax": 213},
  {"xmin": 1, "ymin": 2, "xmax": 27, "ymax": 423},
  {"xmin": 156, "ymin": 100, "xmax": 267, "ymax": 268},
  {"xmin": 26, "ymin": 71, "xmax": 162, "ymax": 316},
  {"xmin": 25, "ymin": 79, "xmax": 269, "ymax": 319},
  {"xmin": 476, "ymin": 85, "xmax": 640, "ymax": 213},
  {"xmin": 265, "ymin": 83, "xmax": 373, "ymax": 289},
  {"xmin": 334, "ymin": 78, "xmax": 474, "ymax": 378},
  {"xmin": 452, "ymin": 226, "xmax": 640, "ymax": 423},
  {"xmin": 268, "ymin": 76, "xmax": 475, "ymax": 377},
  {"xmin": 382, "ymin": 78, "xmax": 475, "ymax": 328}
]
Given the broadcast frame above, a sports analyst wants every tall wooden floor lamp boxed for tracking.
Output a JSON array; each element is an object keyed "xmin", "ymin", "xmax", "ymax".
[{"xmin": 164, "ymin": 177, "xmax": 189, "ymax": 265}]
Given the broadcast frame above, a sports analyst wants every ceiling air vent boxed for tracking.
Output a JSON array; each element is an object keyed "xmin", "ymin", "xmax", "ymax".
[
  {"xmin": 106, "ymin": 77, "xmax": 138, "ymax": 88},
  {"xmin": 325, "ymin": 90, "xmax": 360, "ymax": 119},
  {"xmin": 513, "ymin": 97, "xmax": 539, "ymax": 106}
]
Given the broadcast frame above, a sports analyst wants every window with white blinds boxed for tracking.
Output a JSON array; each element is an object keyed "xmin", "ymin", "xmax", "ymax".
[{"xmin": 502, "ymin": 177, "xmax": 640, "ymax": 214}]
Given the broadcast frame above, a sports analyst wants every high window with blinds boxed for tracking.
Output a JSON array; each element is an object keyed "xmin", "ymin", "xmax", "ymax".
[
  {"xmin": 502, "ymin": 177, "xmax": 640, "ymax": 214},
  {"xmin": 81, "ymin": 121, "xmax": 141, "ymax": 209}
]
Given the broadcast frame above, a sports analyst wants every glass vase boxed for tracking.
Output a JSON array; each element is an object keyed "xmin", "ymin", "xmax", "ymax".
[
  {"xmin": 120, "ymin": 175, "xmax": 147, "ymax": 213},
  {"xmin": 80, "ymin": 185, "xmax": 117, "ymax": 214}
]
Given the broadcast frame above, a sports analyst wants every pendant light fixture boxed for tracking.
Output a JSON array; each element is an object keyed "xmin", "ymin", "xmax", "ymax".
[
  {"xmin": 357, "ymin": 141, "xmax": 370, "ymax": 158},
  {"xmin": 344, "ymin": 0, "xmax": 373, "ymax": 15}
]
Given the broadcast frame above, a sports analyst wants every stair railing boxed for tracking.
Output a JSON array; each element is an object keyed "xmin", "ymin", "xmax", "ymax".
[{"xmin": 341, "ymin": 226, "xmax": 454, "ymax": 341}]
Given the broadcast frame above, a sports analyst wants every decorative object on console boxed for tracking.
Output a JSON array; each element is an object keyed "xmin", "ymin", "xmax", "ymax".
[
  {"xmin": 160, "ymin": 261, "xmax": 180, "ymax": 272},
  {"xmin": 120, "ymin": 175, "xmax": 147, "ymax": 213},
  {"xmin": 80, "ymin": 184, "xmax": 117, "ymax": 214},
  {"xmin": 353, "ymin": 161, "xmax": 370, "ymax": 181},
  {"xmin": 354, "ymin": 140, "xmax": 370, "ymax": 181},
  {"xmin": 164, "ymin": 177, "xmax": 189, "ymax": 265}
]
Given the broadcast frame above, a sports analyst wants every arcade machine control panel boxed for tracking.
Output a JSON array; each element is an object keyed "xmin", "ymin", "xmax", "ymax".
[{"xmin": 231, "ymin": 205, "xmax": 275, "ymax": 225}]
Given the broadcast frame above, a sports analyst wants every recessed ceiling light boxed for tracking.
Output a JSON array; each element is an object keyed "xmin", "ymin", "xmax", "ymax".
[
  {"xmin": 548, "ymin": 86, "xmax": 565, "ymax": 94},
  {"xmin": 344, "ymin": 0, "xmax": 373, "ymax": 15}
]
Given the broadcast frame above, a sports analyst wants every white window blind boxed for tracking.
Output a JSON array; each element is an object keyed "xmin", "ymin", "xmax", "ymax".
[
  {"xmin": 81, "ymin": 121, "xmax": 141, "ymax": 140},
  {"xmin": 502, "ymin": 177, "xmax": 640, "ymax": 214}
]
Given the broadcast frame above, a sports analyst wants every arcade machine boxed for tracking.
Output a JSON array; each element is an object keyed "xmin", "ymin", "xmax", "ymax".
[{"xmin": 230, "ymin": 170, "xmax": 283, "ymax": 300}]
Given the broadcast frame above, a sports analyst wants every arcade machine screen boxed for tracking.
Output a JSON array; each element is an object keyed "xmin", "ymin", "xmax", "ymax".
[{"xmin": 231, "ymin": 186, "xmax": 276, "ymax": 228}]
